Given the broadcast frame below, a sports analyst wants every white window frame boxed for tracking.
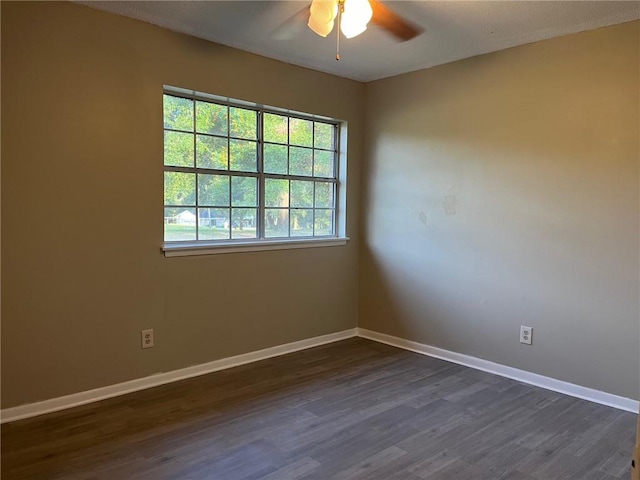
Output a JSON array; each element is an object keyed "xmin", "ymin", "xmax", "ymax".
[{"xmin": 162, "ymin": 86, "xmax": 348, "ymax": 257}]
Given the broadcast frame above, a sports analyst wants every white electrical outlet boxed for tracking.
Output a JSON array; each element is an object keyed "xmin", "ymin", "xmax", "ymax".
[
  {"xmin": 520, "ymin": 326, "xmax": 532, "ymax": 345},
  {"xmin": 141, "ymin": 329, "xmax": 154, "ymax": 349}
]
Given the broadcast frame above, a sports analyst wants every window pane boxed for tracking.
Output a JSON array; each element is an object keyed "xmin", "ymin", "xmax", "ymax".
[
  {"xmin": 314, "ymin": 150, "xmax": 334, "ymax": 178},
  {"xmin": 315, "ymin": 181, "xmax": 334, "ymax": 208},
  {"xmin": 264, "ymin": 144, "xmax": 287, "ymax": 175},
  {"xmin": 314, "ymin": 209, "xmax": 334, "ymax": 236},
  {"xmin": 264, "ymin": 113, "xmax": 288, "ymax": 144},
  {"xmin": 314, "ymin": 122, "xmax": 334, "ymax": 150},
  {"xmin": 196, "ymin": 101, "xmax": 227, "ymax": 136},
  {"xmin": 229, "ymin": 107, "xmax": 257, "ymax": 140},
  {"xmin": 164, "ymin": 131, "xmax": 194, "ymax": 167},
  {"xmin": 230, "ymin": 139, "xmax": 257, "ymax": 172},
  {"xmin": 196, "ymin": 135, "xmax": 227, "ymax": 170},
  {"xmin": 289, "ymin": 118, "xmax": 313, "ymax": 147},
  {"xmin": 265, "ymin": 209, "xmax": 289, "ymax": 238},
  {"xmin": 198, "ymin": 174, "xmax": 229, "ymax": 206},
  {"xmin": 165, "ymin": 207, "xmax": 196, "ymax": 241},
  {"xmin": 164, "ymin": 172, "xmax": 195, "ymax": 206},
  {"xmin": 231, "ymin": 176, "xmax": 257, "ymax": 207},
  {"xmin": 198, "ymin": 208, "xmax": 230, "ymax": 240},
  {"xmin": 265, "ymin": 179, "xmax": 289, "ymax": 208},
  {"xmin": 163, "ymin": 98, "xmax": 340, "ymax": 244},
  {"xmin": 163, "ymin": 95, "xmax": 193, "ymax": 131},
  {"xmin": 290, "ymin": 147, "xmax": 312, "ymax": 176},
  {"xmin": 291, "ymin": 209, "xmax": 313, "ymax": 237},
  {"xmin": 290, "ymin": 180, "xmax": 313, "ymax": 208},
  {"xmin": 232, "ymin": 208, "xmax": 257, "ymax": 239}
]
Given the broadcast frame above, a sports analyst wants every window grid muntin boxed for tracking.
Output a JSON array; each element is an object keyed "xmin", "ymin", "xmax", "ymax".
[
  {"xmin": 163, "ymin": 92, "xmax": 338, "ymax": 243},
  {"xmin": 257, "ymin": 109, "xmax": 265, "ymax": 238}
]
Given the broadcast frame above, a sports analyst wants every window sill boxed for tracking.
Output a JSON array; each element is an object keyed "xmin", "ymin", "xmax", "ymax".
[{"xmin": 162, "ymin": 237, "xmax": 349, "ymax": 257}]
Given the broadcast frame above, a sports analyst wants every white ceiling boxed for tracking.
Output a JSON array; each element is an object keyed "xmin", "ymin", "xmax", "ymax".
[{"xmin": 81, "ymin": 1, "xmax": 639, "ymax": 82}]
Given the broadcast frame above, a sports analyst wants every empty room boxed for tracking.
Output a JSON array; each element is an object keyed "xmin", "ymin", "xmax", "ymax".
[{"xmin": 1, "ymin": 1, "xmax": 639, "ymax": 479}]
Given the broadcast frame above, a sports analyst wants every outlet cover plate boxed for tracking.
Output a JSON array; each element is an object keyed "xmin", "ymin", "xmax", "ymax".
[
  {"xmin": 520, "ymin": 326, "xmax": 532, "ymax": 345},
  {"xmin": 142, "ymin": 329, "xmax": 154, "ymax": 349}
]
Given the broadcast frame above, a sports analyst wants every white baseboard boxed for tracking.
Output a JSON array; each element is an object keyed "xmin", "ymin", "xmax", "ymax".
[
  {"xmin": 3, "ymin": 326, "xmax": 636, "ymax": 423},
  {"xmin": 1, "ymin": 328, "xmax": 358, "ymax": 424},
  {"xmin": 357, "ymin": 328, "xmax": 639, "ymax": 414}
]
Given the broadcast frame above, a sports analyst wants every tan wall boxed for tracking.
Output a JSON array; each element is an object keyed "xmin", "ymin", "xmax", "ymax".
[
  {"xmin": 1, "ymin": 2, "xmax": 363, "ymax": 408},
  {"xmin": 3, "ymin": 2, "xmax": 638, "ymax": 409},
  {"xmin": 361, "ymin": 21, "xmax": 639, "ymax": 399}
]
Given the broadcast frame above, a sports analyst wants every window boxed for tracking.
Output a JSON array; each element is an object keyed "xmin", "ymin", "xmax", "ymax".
[{"xmin": 163, "ymin": 91, "xmax": 342, "ymax": 248}]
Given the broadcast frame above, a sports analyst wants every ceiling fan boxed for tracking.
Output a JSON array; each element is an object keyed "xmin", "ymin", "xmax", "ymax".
[
  {"xmin": 274, "ymin": 0, "xmax": 422, "ymax": 59},
  {"xmin": 307, "ymin": 0, "xmax": 422, "ymax": 42}
]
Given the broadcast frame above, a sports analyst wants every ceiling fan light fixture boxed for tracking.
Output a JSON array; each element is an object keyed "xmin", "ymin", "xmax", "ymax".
[
  {"xmin": 339, "ymin": 0, "xmax": 372, "ymax": 39},
  {"xmin": 343, "ymin": 0, "xmax": 372, "ymax": 25},
  {"xmin": 308, "ymin": 16, "xmax": 335, "ymax": 37},
  {"xmin": 340, "ymin": 15, "xmax": 367, "ymax": 39},
  {"xmin": 310, "ymin": 0, "xmax": 339, "ymax": 24}
]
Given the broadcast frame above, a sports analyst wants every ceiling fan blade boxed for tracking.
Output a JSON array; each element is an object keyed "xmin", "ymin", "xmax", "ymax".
[
  {"xmin": 370, "ymin": 0, "xmax": 423, "ymax": 42},
  {"xmin": 271, "ymin": 5, "xmax": 310, "ymax": 40}
]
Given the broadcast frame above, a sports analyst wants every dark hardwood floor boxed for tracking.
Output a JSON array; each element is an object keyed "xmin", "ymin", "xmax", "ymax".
[{"xmin": 1, "ymin": 338, "xmax": 637, "ymax": 479}]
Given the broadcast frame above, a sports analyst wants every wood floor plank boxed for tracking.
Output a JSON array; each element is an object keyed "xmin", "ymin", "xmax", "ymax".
[{"xmin": 1, "ymin": 338, "xmax": 636, "ymax": 479}]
